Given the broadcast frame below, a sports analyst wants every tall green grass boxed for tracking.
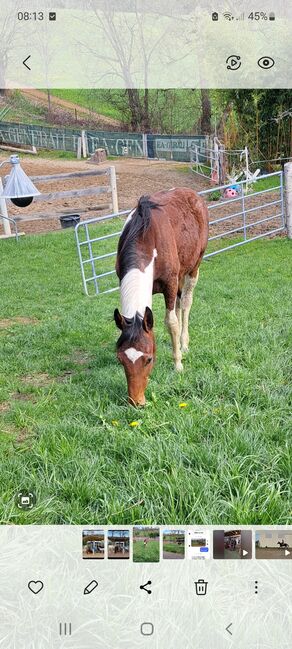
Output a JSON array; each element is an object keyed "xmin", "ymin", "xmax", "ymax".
[{"xmin": 0, "ymin": 230, "xmax": 291, "ymax": 525}]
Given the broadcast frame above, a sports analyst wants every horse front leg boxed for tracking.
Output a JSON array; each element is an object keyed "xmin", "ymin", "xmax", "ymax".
[{"xmin": 164, "ymin": 284, "xmax": 183, "ymax": 372}]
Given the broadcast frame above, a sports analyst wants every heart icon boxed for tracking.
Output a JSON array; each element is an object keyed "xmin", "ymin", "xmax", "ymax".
[{"xmin": 28, "ymin": 580, "xmax": 44, "ymax": 594}]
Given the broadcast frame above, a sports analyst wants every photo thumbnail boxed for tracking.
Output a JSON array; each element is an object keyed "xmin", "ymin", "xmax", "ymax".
[
  {"xmin": 133, "ymin": 527, "xmax": 160, "ymax": 563},
  {"xmin": 256, "ymin": 530, "xmax": 292, "ymax": 559},
  {"xmin": 82, "ymin": 530, "xmax": 105, "ymax": 559},
  {"xmin": 108, "ymin": 530, "xmax": 130, "ymax": 559},
  {"xmin": 187, "ymin": 530, "xmax": 210, "ymax": 559},
  {"xmin": 213, "ymin": 530, "xmax": 252, "ymax": 559},
  {"xmin": 163, "ymin": 530, "xmax": 185, "ymax": 559}
]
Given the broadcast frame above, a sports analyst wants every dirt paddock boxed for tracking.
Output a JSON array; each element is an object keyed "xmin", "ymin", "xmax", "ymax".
[{"xmin": 0, "ymin": 155, "xmax": 282, "ymax": 238}]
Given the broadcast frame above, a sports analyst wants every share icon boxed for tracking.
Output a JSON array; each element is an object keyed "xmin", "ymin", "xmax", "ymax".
[{"xmin": 140, "ymin": 580, "xmax": 152, "ymax": 595}]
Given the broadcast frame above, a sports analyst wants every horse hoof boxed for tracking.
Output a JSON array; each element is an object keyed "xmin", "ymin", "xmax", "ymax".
[{"xmin": 175, "ymin": 361, "xmax": 183, "ymax": 372}]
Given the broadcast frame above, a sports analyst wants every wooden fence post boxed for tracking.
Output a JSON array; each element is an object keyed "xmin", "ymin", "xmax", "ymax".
[
  {"xmin": 109, "ymin": 166, "xmax": 119, "ymax": 213},
  {"xmin": 0, "ymin": 178, "xmax": 11, "ymax": 236},
  {"xmin": 284, "ymin": 162, "xmax": 292, "ymax": 239}
]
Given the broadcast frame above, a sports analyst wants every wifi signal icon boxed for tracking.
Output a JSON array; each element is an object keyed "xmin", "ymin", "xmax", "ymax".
[{"xmin": 224, "ymin": 12, "xmax": 234, "ymax": 21}]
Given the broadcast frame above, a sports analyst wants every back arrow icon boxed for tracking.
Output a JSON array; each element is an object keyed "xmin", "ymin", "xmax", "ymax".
[
  {"xmin": 23, "ymin": 56, "xmax": 31, "ymax": 70},
  {"xmin": 226, "ymin": 623, "xmax": 233, "ymax": 636}
]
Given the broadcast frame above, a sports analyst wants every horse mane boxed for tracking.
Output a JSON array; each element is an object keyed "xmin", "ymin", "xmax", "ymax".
[
  {"xmin": 117, "ymin": 195, "xmax": 160, "ymax": 280},
  {"xmin": 116, "ymin": 312, "xmax": 143, "ymax": 349}
]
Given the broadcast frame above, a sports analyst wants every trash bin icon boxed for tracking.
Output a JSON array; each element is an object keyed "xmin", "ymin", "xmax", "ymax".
[{"xmin": 195, "ymin": 579, "xmax": 208, "ymax": 596}]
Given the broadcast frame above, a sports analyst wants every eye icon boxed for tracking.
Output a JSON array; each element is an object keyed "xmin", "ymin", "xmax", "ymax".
[{"xmin": 258, "ymin": 56, "xmax": 275, "ymax": 69}]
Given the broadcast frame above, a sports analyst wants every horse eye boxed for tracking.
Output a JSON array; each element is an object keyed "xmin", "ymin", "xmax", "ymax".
[{"xmin": 145, "ymin": 356, "xmax": 152, "ymax": 365}]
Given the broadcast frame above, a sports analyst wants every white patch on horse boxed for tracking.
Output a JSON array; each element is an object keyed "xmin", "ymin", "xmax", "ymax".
[
  {"xmin": 124, "ymin": 347, "xmax": 144, "ymax": 363},
  {"xmin": 120, "ymin": 249, "xmax": 157, "ymax": 319}
]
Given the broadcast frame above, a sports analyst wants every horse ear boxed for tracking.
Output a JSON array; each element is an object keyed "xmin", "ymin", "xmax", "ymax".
[
  {"xmin": 143, "ymin": 306, "xmax": 154, "ymax": 332},
  {"xmin": 114, "ymin": 308, "xmax": 124, "ymax": 330}
]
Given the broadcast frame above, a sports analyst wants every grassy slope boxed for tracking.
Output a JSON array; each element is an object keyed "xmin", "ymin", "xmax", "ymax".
[
  {"xmin": 0, "ymin": 230, "xmax": 291, "ymax": 525},
  {"xmin": 49, "ymin": 90, "xmax": 125, "ymax": 122},
  {"xmin": 49, "ymin": 90, "xmax": 202, "ymax": 133},
  {"xmin": 4, "ymin": 89, "xmax": 203, "ymax": 134}
]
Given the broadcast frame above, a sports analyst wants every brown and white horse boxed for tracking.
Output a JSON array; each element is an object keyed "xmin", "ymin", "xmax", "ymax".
[{"xmin": 114, "ymin": 187, "xmax": 209, "ymax": 406}]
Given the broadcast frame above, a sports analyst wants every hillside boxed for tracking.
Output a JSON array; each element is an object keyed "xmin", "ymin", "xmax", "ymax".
[
  {"xmin": 0, "ymin": 89, "xmax": 203, "ymax": 134},
  {"xmin": 0, "ymin": 89, "xmax": 127, "ymax": 132}
]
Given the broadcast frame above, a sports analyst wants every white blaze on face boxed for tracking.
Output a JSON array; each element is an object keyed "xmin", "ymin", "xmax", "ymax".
[
  {"xmin": 124, "ymin": 347, "xmax": 144, "ymax": 363},
  {"xmin": 120, "ymin": 248, "xmax": 158, "ymax": 319}
]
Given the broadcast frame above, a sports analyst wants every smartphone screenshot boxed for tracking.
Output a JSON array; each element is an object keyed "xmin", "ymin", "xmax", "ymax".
[
  {"xmin": 187, "ymin": 530, "xmax": 210, "ymax": 560},
  {"xmin": 0, "ymin": 1, "xmax": 291, "ymax": 647}
]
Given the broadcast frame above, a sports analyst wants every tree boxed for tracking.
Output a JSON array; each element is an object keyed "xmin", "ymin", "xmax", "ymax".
[
  {"xmin": 219, "ymin": 89, "xmax": 292, "ymax": 160},
  {"xmin": 79, "ymin": 1, "xmax": 192, "ymax": 131},
  {"xmin": 0, "ymin": 6, "xmax": 22, "ymax": 95},
  {"xmin": 200, "ymin": 90, "xmax": 211, "ymax": 134}
]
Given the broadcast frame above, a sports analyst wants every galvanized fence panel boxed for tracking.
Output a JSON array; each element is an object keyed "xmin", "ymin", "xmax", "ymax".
[
  {"xmin": 75, "ymin": 171, "xmax": 285, "ymax": 296},
  {"xmin": 203, "ymin": 171, "xmax": 285, "ymax": 258},
  {"xmin": 75, "ymin": 210, "xmax": 130, "ymax": 296}
]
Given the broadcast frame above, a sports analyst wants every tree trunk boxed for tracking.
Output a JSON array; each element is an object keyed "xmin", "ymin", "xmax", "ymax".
[
  {"xmin": 0, "ymin": 63, "xmax": 6, "ymax": 95},
  {"xmin": 217, "ymin": 102, "xmax": 233, "ymax": 140},
  {"xmin": 126, "ymin": 88, "xmax": 141, "ymax": 131},
  {"xmin": 200, "ymin": 89, "xmax": 211, "ymax": 134},
  {"xmin": 142, "ymin": 88, "xmax": 150, "ymax": 132},
  {"xmin": 47, "ymin": 89, "xmax": 52, "ymax": 113}
]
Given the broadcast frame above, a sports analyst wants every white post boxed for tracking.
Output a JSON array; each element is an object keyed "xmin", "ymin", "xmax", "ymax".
[
  {"xmin": 81, "ymin": 130, "xmax": 87, "ymax": 158},
  {"xmin": 213, "ymin": 138, "xmax": 219, "ymax": 177},
  {"xmin": 284, "ymin": 162, "xmax": 292, "ymax": 239},
  {"xmin": 245, "ymin": 146, "xmax": 249, "ymax": 179},
  {"xmin": 195, "ymin": 146, "xmax": 199, "ymax": 172},
  {"xmin": 0, "ymin": 177, "xmax": 11, "ymax": 236},
  {"xmin": 109, "ymin": 166, "xmax": 119, "ymax": 213},
  {"xmin": 77, "ymin": 137, "xmax": 82, "ymax": 160},
  {"xmin": 142, "ymin": 133, "xmax": 148, "ymax": 158}
]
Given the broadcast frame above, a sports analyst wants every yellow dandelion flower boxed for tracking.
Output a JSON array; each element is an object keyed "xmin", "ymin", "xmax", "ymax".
[
  {"xmin": 179, "ymin": 402, "xmax": 188, "ymax": 408},
  {"xmin": 111, "ymin": 420, "xmax": 119, "ymax": 426},
  {"xmin": 129, "ymin": 421, "xmax": 139, "ymax": 427}
]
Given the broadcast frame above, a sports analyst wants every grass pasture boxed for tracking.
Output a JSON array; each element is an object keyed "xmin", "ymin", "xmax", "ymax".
[
  {"xmin": 0, "ymin": 227, "xmax": 291, "ymax": 525},
  {"xmin": 133, "ymin": 540, "xmax": 160, "ymax": 563},
  {"xmin": 163, "ymin": 541, "xmax": 185, "ymax": 557}
]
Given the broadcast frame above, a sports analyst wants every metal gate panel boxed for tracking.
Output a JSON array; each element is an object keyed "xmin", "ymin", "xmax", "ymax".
[
  {"xmin": 75, "ymin": 172, "xmax": 285, "ymax": 296},
  {"xmin": 75, "ymin": 210, "xmax": 130, "ymax": 296},
  {"xmin": 203, "ymin": 171, "xmax": 285, "ymax": 259}
]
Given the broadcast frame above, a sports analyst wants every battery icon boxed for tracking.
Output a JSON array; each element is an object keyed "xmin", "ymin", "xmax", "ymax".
[{"xmin": 269, "ymin": 12, "xmax": 275, "ymax": 20}]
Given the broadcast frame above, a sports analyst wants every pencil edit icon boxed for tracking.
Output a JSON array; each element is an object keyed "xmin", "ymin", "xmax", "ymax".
[{"xmin": 84, "ymin": 579, "xmax": 98, "ymax": 595}]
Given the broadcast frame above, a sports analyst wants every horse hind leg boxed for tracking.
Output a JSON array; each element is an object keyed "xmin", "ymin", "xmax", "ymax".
[
  {"xmin": 180, "ymin": 269, "xmax": 199, "ymax": 353},
  {"xmin": 175, "ymin": 288, "xmax": 182, "ymax": 336}
]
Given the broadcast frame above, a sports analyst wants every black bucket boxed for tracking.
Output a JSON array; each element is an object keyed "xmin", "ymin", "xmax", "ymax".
[{"xmin": 59, "ymin": 214, "xmax": 80, "ymax": 229}]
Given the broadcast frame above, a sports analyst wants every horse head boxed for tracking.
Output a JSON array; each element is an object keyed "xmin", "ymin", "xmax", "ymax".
[{"xmin": 114, "ymin": 307, "xmax": 155, "ymax": 406}]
